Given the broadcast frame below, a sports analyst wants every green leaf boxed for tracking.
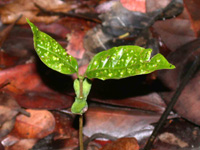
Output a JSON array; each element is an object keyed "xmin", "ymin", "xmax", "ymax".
[
  {"xmin": 71, "ymin": 97, "xmax": 88, "ymax": 114},
  {"xmin": 27, "ymin": 19, "xmax": 78, "ymax": 75},
  {"xmin": 86, "ymin": 45, "xmax": 175, "ymax": 80},
  {"xmin": 82, "ymin": 78, "xmax": 92, "ymax": 98},
  {"xmin": 73, "ymin": 78, "xmax": 92, "ymax": 98},
  {"xmin": 73, "ymin": 79, "xmax": 80, "ymax": 98},
  {"xmin": 72, "ymin": 78, "xmax": 91, "ymax": 114}
]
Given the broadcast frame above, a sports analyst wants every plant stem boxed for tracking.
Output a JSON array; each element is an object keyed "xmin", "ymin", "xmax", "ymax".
[
  {"xmin": 79, "ymin": 77, "xmax": 84, "ymax": 98},
  {"xmin": 143, "ymin": 56, "xmax": 200, "ymax": 150},
  {"xmin": 79, "ymin": 115, "xmax": 84, "ymax": 150},
  {"xmin": 78, "ymin": 76, "xmax": 84, "ymax": 150}
]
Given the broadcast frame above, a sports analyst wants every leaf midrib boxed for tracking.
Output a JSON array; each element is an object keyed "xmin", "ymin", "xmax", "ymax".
[
  {"xmin": 87, "ymin": 60, "xmax": 170, "ymax": 75},
  {"xmin": 87, "ymin": 61, "xmax": 150, "ymax": 74}
]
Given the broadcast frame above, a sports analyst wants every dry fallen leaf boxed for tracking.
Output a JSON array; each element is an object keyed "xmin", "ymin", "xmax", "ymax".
[
  {"xmin": 158, "ymin": 132, "xmax": 189, "ymax": 148},
  {"xmin": 0, "ymin": 63, "xmax": 74, "ymax": 109},
  {"xmin": 6, "ymin": 139, "xmax": 37, "ymax": 150},
  {"xmin": 184, "ymin": 0, "xmax": 200, "ymax": 37},
  {"xmin": 146, "ymin": 0, "xmax": 171, "ymax": 12},
  {"xmin": 0, "ymin": 0, "xmax": 75, "ymax": 24},
  {"xmin": 67, "ymin": 31, "xmax": 86, "ymax": 59},
  {"xmin": 13, "ymin": 109, "xmax": 55, "ymax": 139},
  {"xmin": 83, "ymin": 104, "xmax": 162, "ymax": 138},
  {"xmin": 0, "ymin": 92, "xmax": 28, "ymax": 139},
  {"xmin": 120, "ymin": 0, "xmax": 146, "ymax": 12},
  {"xmin": 152, "ymin": 0, "xmax": 200, "ymax": 52},
  {"xmin": 158, "ymin": 39, "xmax": 200, "ymax": 125},
  {"xmin": 99, "ymin": 137, "xmax": 139, "ymax": 150},
  {"xmin": 151, "ymin": 118, "xmax": 200, "ymax": 150},
  {"xmin": 0, "ymin": 50, "xmax": 19, "ymax": 70}
]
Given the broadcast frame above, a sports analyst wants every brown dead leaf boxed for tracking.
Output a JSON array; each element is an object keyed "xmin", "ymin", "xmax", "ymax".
[
  {"xmin": 0, "ymin": 92, "xmax": 20, "ymax": 139},
  {"xmin": 151, "ymin": 118, "xmax": 200, "ymax": 150},
  {"xmin": 0, "ymin": 64, "xmax": 50, "ymax": 93},
  {"xmin": 13, "ymin": 109, "xmax": 55, "ymax": 139},
  {"xmin": 0, "ymin": 142, "xmax": 4, "ymax": 150},
  {"xmin": 91, "ymin": 92, "xmax": 166, "ymax": 113},
  {"xmin": 52, "ymin": 111, "xmax": 78, "ymax": 140},
  {"xmin": 0, "ymin": 0, "xmax": 75, "ymax": 24},
  {"xmin": 0, "ymin": 50, "xmax": 19, "ymax": 70},
  {"xmin": 88, "ymin": 76, "xmax": 167, "ymax": 113},
  {"xmin": 0, "ymin": 119, "xmax": 15, "ymax": 141},
  {"xmin": 0, "ymin": 16, "xmax": 19, "ymax": 48},
  {"xmin": 31, "ymin": 135, "xmax": 79, "ymax": 150},
  {"xmin": 158, "ymin": 132, "xmax": 189, "ymax": 148},
  {"xmin": 146, "ymin": 0, "xmax": 171, "ymax": 12},
  {"xmin": 1, "ymin": 135, "xmax": 19, "ymax": 147},
  {"xmin": 184, "ymin": 0, "xmax": 200, "ymax": 37},
  {"xmin": 6, "ymin": 139, "xmax": 37, "ymax": 150},
  {"xmin": 152, "ymin": 0, "xmax": 200, "ymax": 52},
  {"xmin": 67, "ymin": 31, "xmax": 86, "ymax": 59},
  {"xmin": 120, "ymin": 0, "xmax": 146, "ymax": 12},
  {"xmin": 158, "ymin": 39, "xmax": 200, "ymax": 125},
  {"xmin": 100, "ymin": 137, "xmax": 139, "ymax": 150},
  {"xmin": 83, "ymin": 104, "xmax": 162, "ymax": 138},
  {"xmin": 0, "ymin": 63, "xmax": 74, "ymax": 109},
  {"xmin": 57, "ymin": 17, "xmax": 96, "ymax": 59}
]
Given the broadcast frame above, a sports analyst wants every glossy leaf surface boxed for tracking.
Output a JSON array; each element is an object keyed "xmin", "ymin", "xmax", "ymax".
[
  {"xmin": 27, "ymin": 19, "xmax": 78, "ymax": 75},
  {"xmin": 86, "ymin": 46, "xmax": 175, "ymax": 80}
]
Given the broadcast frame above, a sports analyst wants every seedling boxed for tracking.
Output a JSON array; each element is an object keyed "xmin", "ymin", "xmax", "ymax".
[{"xmin": 27, "ymin": 19, "xmax": 175, "ymax": 150}]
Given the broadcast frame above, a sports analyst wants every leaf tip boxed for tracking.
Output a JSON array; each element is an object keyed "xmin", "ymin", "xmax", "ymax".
[
  {"xmin": 170, "ymin": 64, "xmax": 176, "ymax": 69},
  {"xmin": 26, "ymin": 18, "xmax": 37, "ymax": 32},
  {"xmin": 26, "ymin": 18, "xmax": 32, "ymax": 26}
]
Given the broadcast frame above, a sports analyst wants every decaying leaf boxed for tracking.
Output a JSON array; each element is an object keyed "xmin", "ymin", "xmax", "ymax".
[
  {"xmin": 0, "ymin": 15, "xmax": 22, "ymax": 48},
  {"xmin": 90, "ymin": 92, "xmax": 166, "ymax": 113},
  {"xmin": 146, "ymin": 0, "xmax": 171, "ymax": 12},
  {"xmin": 13, "ymin": 109, "xmax": 55, "ymax": 139},
  {"xmin": 0, "ymin": 118, "xmax": 15, "ymax": 140},
  {"xmin": 84, "ymin": 0, "xmax": 183, "ymax": 54},
  {"xmin": 67, "ymin": 31, "xmax": 86, "ymax": 59},
  {"xmin": 0, "ymin": 63, "xmax": 74, "ymax": 109},
  {"xmin": 0, "ymin": 0, "xmax": 75, "ymax": 24},
  {"xmin": 152, "ymin": 0, "xmax": 200, "ymax": 52},
  {"xmin": 83, "ymin": 104, "xmax": 161, "ymax": 138},
  {"xmin": 158, "ymin": 39, "xmax": 200, "ymax": 125},
  {"xmin": 184, "ymin": 0, "xmax": 200, "ymax": 37},
  {"xmin": 99, "ymin": 137, "xmax": 139, "ymax": 150},
  {"xmin": 158, "ymin": 132, "xmax": 189, "ymax": 148},
  {"xmin": 6, "ymin": 139, "xmax": 37, "ymax": 150},
  {"xmin": 1, "ymin": 135, "xmax": 19, "ymax": 147},
  {"xmin": 152, "ymin": 118, "xmax": 200, "ymax": 150},
  {"xmin": 0, "ymin": 92, "xmax": 29, "ymax": 139},
  {"xmin": 0, "ymin": 50, "xmax": 19, "ymax": 70},
  {"xmin": 120, "ymin": 0, "xmax": 146, "ymax": 12}
]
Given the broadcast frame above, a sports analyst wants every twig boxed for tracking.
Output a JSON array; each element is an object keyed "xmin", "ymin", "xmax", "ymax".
[
  {"xmin": 34, "ymin": 3, "xmax": 101, "ymax": 24},
  {"xmin": 0, "ymin": 14, "xmax": 22, "ymax": 48},
  {"xmin": 143, "ymin": 55, "xmax": 200, "ymax": 150},
  {"xmin": 18, "ymin": 108, "xmax": 31, "ymax": 117},
  {"xmin": 0, "ymin": 81, "xmax": 10, "ymax": 89}
]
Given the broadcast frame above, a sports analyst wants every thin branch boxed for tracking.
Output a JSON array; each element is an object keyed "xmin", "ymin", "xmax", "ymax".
[
  {"xmin": 143, "ymin": 55, "xmax": 200, "ymax": 150},
  {"xmin": 34, "ymin": 3, "xmax": 101, "ymax": 24}
]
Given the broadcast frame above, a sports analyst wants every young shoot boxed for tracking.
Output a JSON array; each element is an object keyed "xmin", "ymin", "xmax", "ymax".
[{"xmin": 27, "ymin": 18, "xmax": 175, "ymax": 150}]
